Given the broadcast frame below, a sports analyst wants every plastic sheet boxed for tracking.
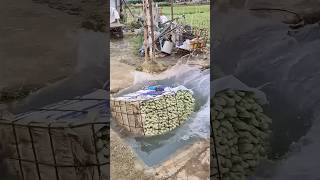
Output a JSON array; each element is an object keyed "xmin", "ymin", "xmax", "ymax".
[{"xmin": 212, "ymin": 75, "xmax": 267, "ymax": 105}]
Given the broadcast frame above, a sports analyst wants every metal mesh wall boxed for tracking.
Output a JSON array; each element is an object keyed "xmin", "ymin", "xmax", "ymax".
[{"xmin": 111, "ymin": 90, "xmax": 194, "ymax": 136}]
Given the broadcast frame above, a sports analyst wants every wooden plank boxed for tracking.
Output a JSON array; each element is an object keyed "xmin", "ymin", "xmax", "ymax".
[{"xmin": 110, "ymin": 23, "xmax": 125, "ymax": 28}]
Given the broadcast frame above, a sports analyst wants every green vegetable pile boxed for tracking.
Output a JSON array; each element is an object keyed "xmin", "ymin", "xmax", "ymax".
[
  {"xmin": 141, "ymin": 90, "xmax": 195, "ymax": 136},
  {"xmin": 211, "ymin": 90, "xmax": 272, "ymax": 180}
]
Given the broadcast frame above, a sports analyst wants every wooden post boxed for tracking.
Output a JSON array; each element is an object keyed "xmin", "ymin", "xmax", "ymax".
[
  {"xmin": 141, "ymin": 0, "xmax": 165, "ymax": 72},
  {"xmin": 143, "ymin": 0, "xmax": 149, "ymax": 62},
  {"xmin": 148, "ymin": 0, "xmax": 155, "ymax": 61},
  {"xmin": 171, "ymin": 0, "xmax": 174, "ymax": 20}
]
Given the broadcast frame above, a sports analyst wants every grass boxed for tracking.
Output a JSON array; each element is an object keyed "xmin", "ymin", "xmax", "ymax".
[
  {"xmin": 124, "ymin": 4, "xmax": 210, "ymax": 30},
  {"xmin": 162, "ymin": 5, "xmax": 210, "ymax": 30},
  {"xmin": 131, "ymin": 34, "xmax": 143, "ymax": 51}
]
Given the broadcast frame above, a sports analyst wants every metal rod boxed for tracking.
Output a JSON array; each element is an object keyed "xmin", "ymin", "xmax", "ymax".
[
  {"xmin": 7, "ymin": 158, "xmax": 109, "ymax": 167},
  {"xmin": 28, "ymin": 125, "xmax": 42, "ymax": 180},
  {"xmin": 11, "ymin": 123, "xmax": 25, "ymax": 180},
  {"xmin": 65, "ymin": 98, "xmax": 108, "ymax": 101},
  {"xmin": 31, "ymin": 108, "xmax": 87, "ymax": 113},
  {"xmin": 48, "ymin": 124, "xmax": 60, "ymax": 180},
  {"xmin": 211, "ymin": 110, "xmax": 222, "ymax": 180},
  {"xmin": 0, "ymin": 121, "xmax": 109, "ymax": 129},
  {"xmin": 55, "ymin": 102, "xmax": 107, "ymax": 120},
  {"xmin": 91, "ymin": 124, "xmax": 102, "ymax": 178}
]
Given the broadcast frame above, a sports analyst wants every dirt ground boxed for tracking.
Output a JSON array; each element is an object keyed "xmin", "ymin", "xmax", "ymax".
[
  {"xmin": 110, "ymin": 130, "xmax": 152, "ymax": 180},
  {"xmin": 111, "ymin": 33, "xmax": 209, "ymax": 70},
  {"xmin": 0, "ymin": 0, "xmax": 108, "ymax": 105},
  {"xmin": 110, "ymin": 38, "xmax": 136, "ymax": 93},
  {"xmin": 111, "ymin": 128, "xmax": 210, "ymax": 180}
]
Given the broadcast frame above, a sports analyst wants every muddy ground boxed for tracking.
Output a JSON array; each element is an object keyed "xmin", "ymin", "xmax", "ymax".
[
  {"xmin": 0, "ymin": 0, "xmax": 108, "ymax": 106},
  {"xmin": 0, "ymin": 0, "xmax": 81, "ymax": 103},
  {"xmin": 0, "ymin": 0, "xmax": 104, "ymax": 178},
  {"xmin": 110, "ymin": 33, "xmax": 209, "ymax": 93},
  {"xmin": 32, "ymin": 0, "xmax": 107, "ymax": 31}
]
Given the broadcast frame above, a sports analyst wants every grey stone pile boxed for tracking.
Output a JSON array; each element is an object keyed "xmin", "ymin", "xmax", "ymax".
[
  {"xmin": 141, "ymin": 90, "xmax": 195, "ymax": 136},
  {"xmin": 211, "ymin": 90, "xmax": 272, "ymax": 180},
  {"xmin": 111, "ymin": 89, "xmax": 195, "ymax": 136}
]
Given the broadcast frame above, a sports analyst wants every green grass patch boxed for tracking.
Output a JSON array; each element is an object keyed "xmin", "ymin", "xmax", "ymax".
[
  {"xmin": 131, "ymin": 34, "xmax": 144, "ymax": 52},
  {"xmin": 124, "ymin": 4, "xmax": 210, "ymax": 30}
]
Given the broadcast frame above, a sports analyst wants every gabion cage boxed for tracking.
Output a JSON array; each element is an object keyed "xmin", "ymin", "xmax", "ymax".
[
  {"xmin": 111, "ymin": 89, "xmax": 195, "ymax": 136},
  {"xmin": 0, "ymin": 90, "xmax": 109, "ymax": 180}
]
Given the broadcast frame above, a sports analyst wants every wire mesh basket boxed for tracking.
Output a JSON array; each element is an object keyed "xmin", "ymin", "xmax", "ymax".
[
  {"xmin": 0, "ymin": 90, "xmax": 109, "ymax": 180},
  {"xmin": 111, "ymin": 89, "xmax": 195, "ymax": 136}
]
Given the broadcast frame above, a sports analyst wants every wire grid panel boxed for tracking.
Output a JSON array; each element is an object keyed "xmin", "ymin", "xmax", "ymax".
[{"xmin": 0, "ymin": 117, "xmax": 109, "ymax": 180}]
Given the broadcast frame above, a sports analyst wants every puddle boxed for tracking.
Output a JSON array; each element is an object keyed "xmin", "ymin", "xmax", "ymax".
[{"xmin": 112, "ymin": 63, "xmax": 210, "ymax": 167}]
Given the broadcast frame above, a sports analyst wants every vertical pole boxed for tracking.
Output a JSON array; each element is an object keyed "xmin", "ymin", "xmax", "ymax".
[
  {"xmin": 171, "ymin": 0, "xmax": 174, "ymax": 20},
  {"xmin": 148, "ymin": 0, "xmax": 155, "ymax": 61},
  {"xmin": 170, "ymin": 0, "xmax": 174, "ymax": 44},
  {"xmin": 143, "ymin": 0, "xmax": 149, "ymax": 62}
]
